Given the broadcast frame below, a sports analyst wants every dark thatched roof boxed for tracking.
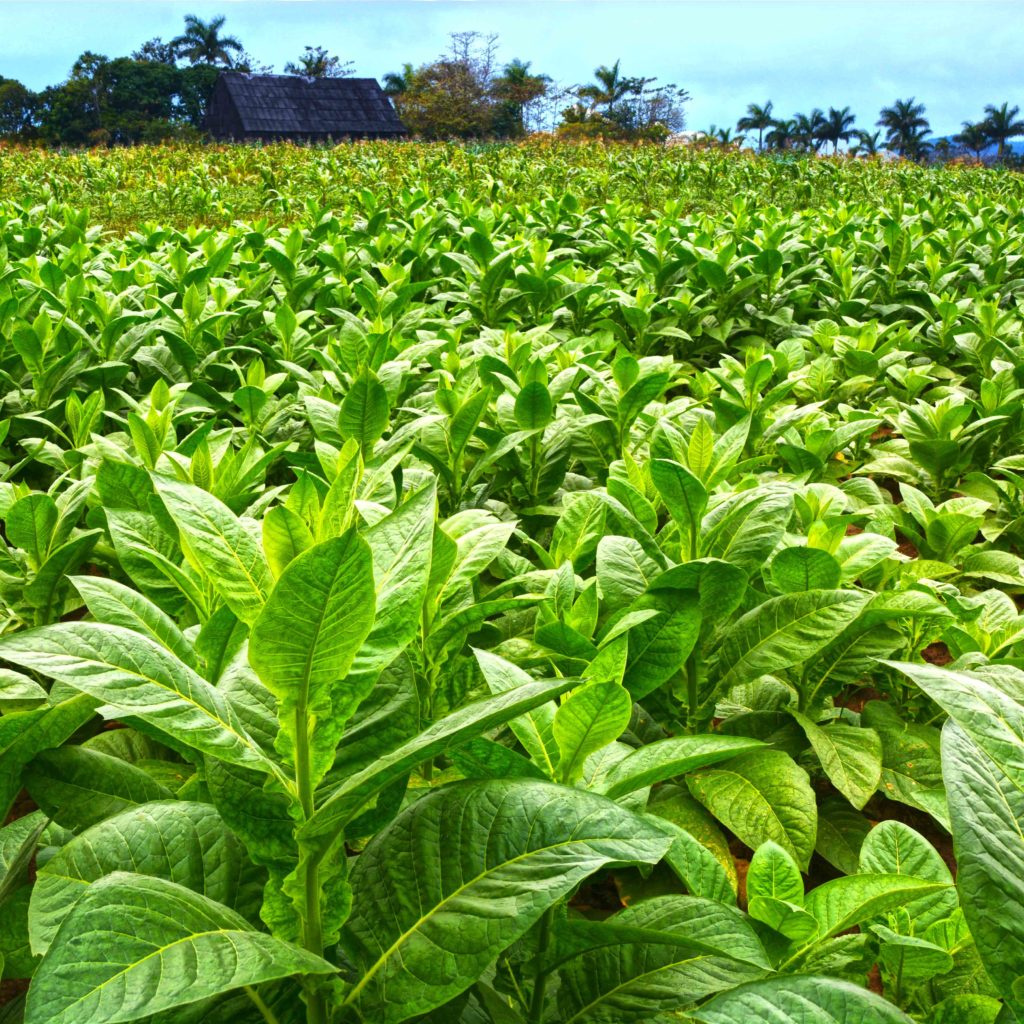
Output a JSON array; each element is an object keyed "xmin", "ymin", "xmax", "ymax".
[{"xmin": 208, "ymin": 73, "xmax": 406, "ymax": 138}]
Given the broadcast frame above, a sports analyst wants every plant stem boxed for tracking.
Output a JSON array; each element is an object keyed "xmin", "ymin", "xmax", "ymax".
[
  {"xmin": 528, "ymin": 906, "xmax": 555, "ymax": 1023},
  {"xmin": 686, "ymin": 653, "xmax": 700, "ymax": 733},
  {"xmin": 245, "ymin": 986, "xmax": 283, "ymax": 1024},
  {"xmin": 295, "ymin": 707, "xmax": 327, "ymax": 1024}
]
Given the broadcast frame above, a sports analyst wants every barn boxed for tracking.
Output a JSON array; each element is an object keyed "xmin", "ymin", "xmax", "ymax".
[{"xmin": 205, "ymin": 72, "xmax": 407, "ymax": 142}]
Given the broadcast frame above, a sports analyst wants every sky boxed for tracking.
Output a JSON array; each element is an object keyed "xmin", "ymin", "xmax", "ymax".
[{"xmin": 0, "ymin": 0, "xmax": 1020, "ymax": 137}]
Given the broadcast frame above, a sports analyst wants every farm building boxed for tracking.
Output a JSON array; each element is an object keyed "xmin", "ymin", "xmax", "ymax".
[{"xmin": 205, "ymin": 72, "xmax": 407, "ymax": 141}]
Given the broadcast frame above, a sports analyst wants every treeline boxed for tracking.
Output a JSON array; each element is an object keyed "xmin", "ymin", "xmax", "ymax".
[
  {"xmin": 0, "ymin": 12, "xmax": 1020, "ymax": 159},
  {"xmin": 0, "ymin": 15, "xmax": 685, "ymax": 146},
  {"xmin": 719, "ymin": 99, "xmax": 1024, "ymax": 163}
]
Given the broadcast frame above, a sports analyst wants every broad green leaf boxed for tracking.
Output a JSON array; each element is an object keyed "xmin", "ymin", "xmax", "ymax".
[
  {"xmin": 792, "ymin": 712, "xmax": 881, "ymax": 809},
  {"xmin": 650, "ymin": 459, "xmax": 707, "ymax": 559},
  {"xmin": 859, "ymin": 820, "xmax": 956, "ymax": 930},
  {"xmin": 622, "ymin": 590, "xmax": 701, "ymax": 700},
  {"xmin": 804, "ymin": 873, "xmax": 951, "ymax": 941},
  {"xmin": 478, "ymin": 648, "xmax": 560, "ymax": 776},
  {"xmin": 885, "ymin": 660, "xmax": 1024, "ymax": 782},
  {"xmin": 814, "ymin": 798, "xmax": 870, "ymax": 875},
  {"xmin": 514, "ymin": 380, "xmax": 553, "ymax": 430},
  {"xmin": 0, "ymin": 693, "xmax": 96, "ymax": 820},
  {"xmin": 692, "ymin": 974, "xmax": 915, "ymax": 1023},
  {"xmin": 340, "ymin": 368, "xmax": 390, "ymax": 449},
  {"xmin": 0, "ymin": 813, "xmax": 46, "ymax": 907},
  {"xmin": 701, "ymin": 486, "xmax": 793, "ymax": 574},
  {"xmin": 6, "ymin": 493, "xmax": 57, "ymax": 568},
  {"xmin": 0, "ymin": 624, "xmax": 275, "ymax": 774},
  {"xmin": 598, "ymin": 735, "xmax": 763, "ymax": 800},
  {"xmin": 71, "ymin": 575, "xmax": 198, "ymax": 670},
  {"xmin": 747, "ymin": 896, "xmax": 819, "ymax": 941},
  {"xmin": 712, "ymin": 590, "xmax": 869, "ymax": 699},
  {"xmin": 29, "ymin": 801, "xmax": 262, "ymax": 955},
  {"xmin": 24, "ymin": 746, "xmax": 174, "ymax": 831},
  {"xmin": 261, "ymin": 504, "xmax": 313, "ymax": 577},
  {"xmin": 249, "ymin": 531, "xmax": 376, "ymax": 784},
  {"xmin": 342, "ymin": 779, "xmax": 672, "ymax": 1023},
  {"xmin": 553, "ymin": 682, "xmax": 632, "ymax": 784},
  {"xmin": 555, "ymin": 896, "xmax": 767, "ymax": 1023},
  {"xmin": 770, "ymin": 547, "xmax": 842, "ymax": 593},
  {"xmin": 152, "ymin": 475, "xmax": 271, "ymax": 624},
  {"xmin": 24, "ymin": 874, "xmax": 334, "ymax": 1024},
  {"xmin": 942, "ymin": 720, "xmax": 1024, "ymax": 1013},
  {"xmin": 348, "ymin": 483, "xmax": 436, "ymax": 688},
  {"xmin": 302, "ymin": 673, "xmax": 576, "ymax": 843},
  {"xmin": 688, "ymin": 749, "xmax": 817, "ymax": 870},
  {"xmin": 747, "ymin": 841, "xmax": 803, "ymax": 905},
  {"xmin": 647, "ymin": 815, "xmax": 736, "ymax": 904}
]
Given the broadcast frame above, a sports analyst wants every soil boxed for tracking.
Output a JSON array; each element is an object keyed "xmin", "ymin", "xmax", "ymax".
[{"xmin": 922, "ymin": 642, "xmax": 952, "ymax": 666}]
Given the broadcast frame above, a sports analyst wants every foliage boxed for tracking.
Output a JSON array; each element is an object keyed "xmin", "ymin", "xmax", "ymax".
[{"xmin": 0, "ymin": 145, "xmax": 1022, "ymax": 1023}]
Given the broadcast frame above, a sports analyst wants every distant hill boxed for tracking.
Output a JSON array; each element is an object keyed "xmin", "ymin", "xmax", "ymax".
[{"xmin": 935, "ymin": 136, "xmax": 1024, "ymax": 159}]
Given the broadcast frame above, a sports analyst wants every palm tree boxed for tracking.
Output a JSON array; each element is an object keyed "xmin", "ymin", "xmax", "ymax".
[
  {"xmin": 382, "ymin": 63, "xmax": 415, "ymax": 99},
  {"xmin": 954, "ymin": 120, "xmax": 990, "ymax": 160},
  {"xmin": 981, "ymin": 102, "xmax": 1024, "ymax": 160},
  {"xmin": 765, "ymin": 117, "xmax": 797, "ymax": 151},
  {"xmin": 818, "ymin": 106, "xmax": 857, "ymax": 153},
  {"xmin": 877, "ymin": 98, "xmax": 931, "ymax": 160},
  {"xmin": 793, "ymin": 109, "xmax": 826, "ymax": 152},
  {"xmin": 737, "ymin": 101, "xmax": 773, "ymax": 152},
  {"xmin": 493, "ymin": 59, "xmax": 551, "ymax": 135},
  {"xmin": 850, "ymin": 129, "xmax": 882, "ymax": 157},
  {"xmin": 171, "ymin": 14, "xmax": 242, "ymax": 67},
  {"xmin": 577, "ymin": 60, "xmax": 634, "ymax": 112}
]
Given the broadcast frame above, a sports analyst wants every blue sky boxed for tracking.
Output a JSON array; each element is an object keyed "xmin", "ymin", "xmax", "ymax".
[{"xmin": 0, "ymin": 1, "xmax": 1019, "ymax": 136}]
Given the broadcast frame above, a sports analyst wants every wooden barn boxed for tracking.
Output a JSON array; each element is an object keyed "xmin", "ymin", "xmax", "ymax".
[{"xmin": 205, "ymin": 72, "xmax": 407, "ymax": 142}]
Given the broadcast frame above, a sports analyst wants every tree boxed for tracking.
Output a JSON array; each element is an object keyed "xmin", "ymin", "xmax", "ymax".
[
  {"xmin": 737, "ymin": 100, "xmax": 773, "ymax": 152},
  {"xmin": 981, "ymin": 102, "xmax": 1024, "ymax": 160},
  {"xmin": 0, "ymin": 78, "xmax": 37, "ymax": 137},
  {"xmin": 954, "ymin": 120, "xmax": 990, "ymax": 159},
  {"xmin": 765, "ymin": 117, "xmax": 797, "ymax": 151},
  {"xmin": 171, "ymin": 14, "xmax": 243, "ymax": 67},
  {"xmin": 564, "ymin": 60, "xmax": 688, "ymax": 140},
  {"xmin": 793, "ymin": 109, "xmax": 826, "ymax": 151},
  {"xmin": 877, "ymin": 97, "xmax": 931, "ymax": 160},
  {"xmin": 284, "ymin": 46, "xmax": 354, "ymax": 78},
  {"xmin": 492, "ymin": 59, "xmax": 549, "ymax": 137},
  {"xmin": 382, "ymin": 63, "xmax": 415, "ymax": 99},
  {"xmin": 850, "ymin": 129, "xmax": 882, "ymax": 157},
  {"xmin": 818, "ymin": 106, "xmax": 856, "ymax": 153},
  {"xmin": 132, "ymin": 38, "xmax": 178, "ymax": 65}
]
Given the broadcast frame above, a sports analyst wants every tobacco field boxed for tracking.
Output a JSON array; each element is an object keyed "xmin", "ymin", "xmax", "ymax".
[{"xmin": 1, "ymin": 142, "xmax": 1024, "ymax": 1024}]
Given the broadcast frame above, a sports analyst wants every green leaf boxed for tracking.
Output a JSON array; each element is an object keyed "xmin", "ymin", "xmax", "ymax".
[
  {"xmin": 302, "ymin": 673, "xmax": 576, "ymax": 844},
  {"xmin": 650, "ymin": 459, "xmax": 707, "ymax": 559},
  {"xmin": 942, "ymin": 720, "xmax": 1024, "ymax": 1013},
  {"xmin": 688, "ymin": 749, "xmax": 817, "ymax": 870},
  {"xmin": 622, "ymin": 590, "xmax": 701, "ymax": 700},
  {"xmin": 477, "ymin": 648, "xmax": 560, "ymax": 776},
  {"xmin": 342, "ymin": 779, "xmax": 672, "ymax": 1023},
  {"xmin": 29, "ymin": 800, "xmax": 262, "ymax": 955},
  {"xmin": 712, "ymin": 590, "xmax": 869, "ymax": 699},
  {"xmin": 341, "ymin": 369, "xmax": 390, "ymax": 449},
  {"xmin": 24, "ymin": 746, "xmax": 174, "ymax": 831},
  {"xmin": 692, "ymin": 974, "xmax": 915, "ymax": 1023},
  {"xmin": 814, "ymin": 798, "xmax": 870, "ymax": 876},
  {"xmin": 348, "ymin": 483, "xmax": 436, "ymax": 690},
  {"xmin": 70, "ymin": 575, "xmax": 198, "ymax": 670},
  {"xmin": 598, "ymin": 735, "xmax": 763, "ymax": 800},
  {"xmin": 0, "ymin": 813, "xmax": 46, "ymax": 908},
  {"xmin": 249, "ymin": 531, "xmax": 376, "ymax": 784},
  {"xmin": 514, "ymin": 380, "xmax": 553, "ymax": 430},
  {"xmin": 0, "ymin": 623, "xmax": 274, "ymax": 774},
  {"xmin": 770, "ymin": 547, "xmax": 842, "ymax": 593},
  {"xmin": 792, "ymin": 713, "xmax": 881, "ymax": 809},
  {"xmin": 152, "ymin": 475, "xmax": 271, "ymax": 624},
  {"xmin": 858, "ymin": 820, "xmax": 956, "ymax": 930},
  {"xmin": 261, "ymin": 504, "xmax": 313, "ymax": 577},
  {"xmin": 553, "ymin": 682, "xmax": 632, "ymax": 784},
  {"xmin": 555, "ymin": 896, "xmax": 767, "ymax": 1023},
  {"xmin": 805, "ymin": 873, "xmax": 951, "ymax": 941},
  {"xmin": 24, "ymin": 874, "xmax": 334, "ymax": 1024},
  {"xmin": 6, "ymin": 493, "xmax": 57, "ymax": 568},
  {"xmin": 747, "ymin": 841, "xmax": 804, "ymax": 905}
]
